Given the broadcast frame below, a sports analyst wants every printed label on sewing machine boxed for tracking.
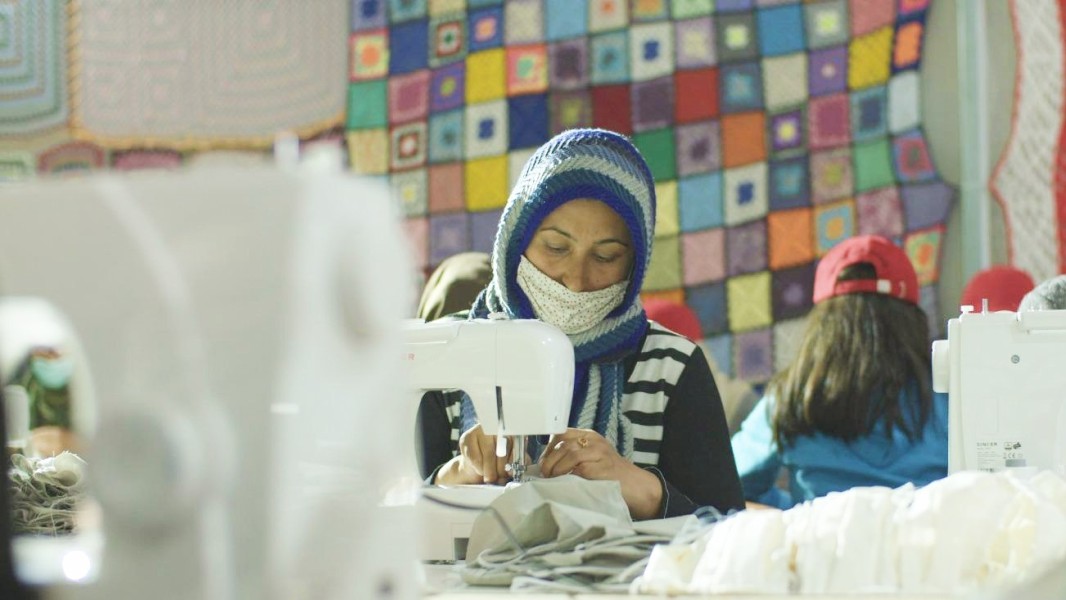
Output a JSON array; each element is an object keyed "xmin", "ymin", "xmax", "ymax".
[
  {"xmin": 976, "ymin": 441, "xmax": 1000, "ymax": 472},
  {"xmin": 1002, "ymin": 441, "xmax": 1026, "ymax": 467},
  {"xmin": 976, "ymin": 440, "xmax": 1025, "ymax": 472}
]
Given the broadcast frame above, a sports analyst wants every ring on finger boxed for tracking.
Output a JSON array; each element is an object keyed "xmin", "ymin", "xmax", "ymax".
[{"xmin": 577, "ymin": 437, "xmax": 589, "ymax": 448}]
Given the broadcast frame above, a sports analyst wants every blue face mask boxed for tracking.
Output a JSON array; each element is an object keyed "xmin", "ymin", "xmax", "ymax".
[{"xmin": 31, "ymin": 357, "xmax": 73, "ymax": 390}]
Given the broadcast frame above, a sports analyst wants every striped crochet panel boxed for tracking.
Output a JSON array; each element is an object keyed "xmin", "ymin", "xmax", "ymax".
[{"xmin": 991, "ymin": 0, "xmax": 1066, "ymax": 281}]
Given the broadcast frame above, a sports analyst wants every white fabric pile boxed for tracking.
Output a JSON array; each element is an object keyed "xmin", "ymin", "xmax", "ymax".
[
  {"xmin": 8, "ymin": 451, "xmax": 88, "ymax": 535},
  {"xmin": 635, "ymin": 469, "xmax": 1066, "ymax": 596},
  {"xmin": 460, "ymin": 475, "xmax": 697, "ymax": 593}
]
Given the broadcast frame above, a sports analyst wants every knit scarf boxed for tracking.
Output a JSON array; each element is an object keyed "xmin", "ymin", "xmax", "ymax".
[{"xmin": 460, "ymin": 128, "xmax": 657, "ymax": 459}]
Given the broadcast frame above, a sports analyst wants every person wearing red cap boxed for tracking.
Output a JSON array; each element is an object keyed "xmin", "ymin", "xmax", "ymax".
[
  {"xmin": 731, "ymin": 235, "xmax": 948, "ymax": 509},
  {"xmin": 960, "ymin": 265, "xmax": 1035, "ymax": 312}
]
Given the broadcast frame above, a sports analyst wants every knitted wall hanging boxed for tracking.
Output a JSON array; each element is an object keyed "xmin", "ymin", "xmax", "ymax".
[
  {"xmin": 347, "ymin": 0, "xmax": 954, "ymax": 384},
  {"xmin": 68, "ymin": 0, "xmax": 348, "ymax": 149}
]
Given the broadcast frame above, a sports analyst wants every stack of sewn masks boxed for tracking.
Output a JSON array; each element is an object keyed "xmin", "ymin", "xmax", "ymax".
[
  {"xmin": 460, "ymin": 475, "xmax": 701, "ymax": 593},
  {"xmin": 635, "ymin": 469, "xmax": 1066, "ymax": 596}
]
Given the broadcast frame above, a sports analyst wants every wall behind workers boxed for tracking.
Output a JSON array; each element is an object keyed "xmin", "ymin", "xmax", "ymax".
[{"xmin": 0, "ymin": 2, "xmax": 349, "ymax": 170}]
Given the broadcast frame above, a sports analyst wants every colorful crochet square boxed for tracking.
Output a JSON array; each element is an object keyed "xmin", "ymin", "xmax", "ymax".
[{"xmin": 348, "ymin": 0, "xmax": 954, "ymax": 384}]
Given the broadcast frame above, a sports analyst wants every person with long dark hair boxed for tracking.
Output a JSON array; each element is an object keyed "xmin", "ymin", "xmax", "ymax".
[{"xmin": 731, "ymin": 235, "xmax": 948, "ymax": 509}]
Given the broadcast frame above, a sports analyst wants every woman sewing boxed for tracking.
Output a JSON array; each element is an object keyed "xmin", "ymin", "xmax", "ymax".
[{"xmin": 417, "ymin": 128, "xmax": 744, "ymax": 520}]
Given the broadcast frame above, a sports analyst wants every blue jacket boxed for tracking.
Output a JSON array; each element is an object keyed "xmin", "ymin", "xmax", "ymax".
[{"xmin": 730, "ymin": 389, "xmax": 948, "ymax": 509}]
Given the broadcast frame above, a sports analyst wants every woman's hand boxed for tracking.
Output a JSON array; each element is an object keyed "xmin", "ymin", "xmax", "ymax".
[
  {"xmin": 433, "ymin": 423, "xmax": 513, "ymax": 485},
  {"xmin": 538, "ymin": 428, "xmax": 664, "ymax": 520}
]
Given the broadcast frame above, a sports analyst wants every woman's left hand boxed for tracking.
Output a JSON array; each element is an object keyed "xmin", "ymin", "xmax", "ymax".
[{"xmin": 538, "ymin": 428, "xmax": 664, "ymax": 519}]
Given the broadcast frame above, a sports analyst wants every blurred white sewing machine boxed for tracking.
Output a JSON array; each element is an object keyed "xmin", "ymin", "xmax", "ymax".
[
  {"xmin": 0, "ymin": 164, "xmax": 418, "ymax": 599},
  {"xmin": 933, "ymin": 307, "xmax": 1066, "ymax": 475},
  {"xmin": 403, "ymin": 317, "xmax": 574, "ymax": 561}
]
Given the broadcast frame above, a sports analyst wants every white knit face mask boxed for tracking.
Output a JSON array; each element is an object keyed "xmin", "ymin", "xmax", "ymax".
[{"xmin": 516, "ymin": 255, "xmax": 628, "ymax": 334}]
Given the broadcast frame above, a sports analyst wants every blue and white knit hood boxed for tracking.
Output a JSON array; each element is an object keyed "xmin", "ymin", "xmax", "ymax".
[{"xmin": 468, "ymin": 128, "xmax": 657, "ymax": 457}]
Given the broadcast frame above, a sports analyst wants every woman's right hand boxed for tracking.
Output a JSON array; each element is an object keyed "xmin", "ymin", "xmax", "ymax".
[{"xmin": 433, "ymin": 423, "xmax": 512, "ymax": 485}]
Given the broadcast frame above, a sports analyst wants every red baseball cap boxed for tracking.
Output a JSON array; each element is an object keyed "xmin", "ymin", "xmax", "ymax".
[
  {"xmin": 960, "ymin": 265, "xmax": 1035, "ymax": 312},
  {"xmin": 813, "ymin": 235, "xmax": 919, "ymax": 305}
]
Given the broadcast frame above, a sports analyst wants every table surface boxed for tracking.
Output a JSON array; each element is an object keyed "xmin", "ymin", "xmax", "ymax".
[{"xmin": 420, "ymin": 563, "xmax": 962, "ymax": 599}]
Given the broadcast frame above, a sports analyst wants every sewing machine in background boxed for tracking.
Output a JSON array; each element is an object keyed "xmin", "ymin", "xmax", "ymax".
[
  {"xmin": 403, "ymin": 317, "xmax": 574, "ymax": 561},
  {"xmin": 933, "ymin": 306, "xmax": 1066, "ymax": 475},
  {"xmin": 0, "ymin": 163, "xmax": 418, "ymax": 599}
]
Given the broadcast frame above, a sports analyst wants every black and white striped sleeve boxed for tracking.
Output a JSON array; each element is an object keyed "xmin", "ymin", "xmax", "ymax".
[
  {"xmin": 415, "ymin": 390, "xmax": 464, "ymax": 481},
  {"xmin": 655, "ymin": 343, "xmax": 745, "ymax": 517}
]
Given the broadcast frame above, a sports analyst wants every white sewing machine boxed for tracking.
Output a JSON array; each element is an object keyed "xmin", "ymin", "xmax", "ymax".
[
  {"xmin": 403, "ymin": 317, "xmax": 574, "ymax": 561},
  {"xmin": 0, "ymin": 164, "xmax": 418, "ymax": 599},
  {"xmin": 932, "ymin": 307, "xmax": 1066, "ymax": 475},
  {"xmin": 404, "ymin": 317, "xmax": 574, "ymax": 481}
]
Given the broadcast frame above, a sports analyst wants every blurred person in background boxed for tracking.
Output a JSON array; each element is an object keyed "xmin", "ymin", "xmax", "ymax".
[
  {"xmin": 731, "ymin": 235, "xmax": 948, "ymax": 509},
  {"xmin": 10, "ymin": 346, "xmax": 78, "ymax": 457},
  {"xmin": 959, "ymin": 265, "xmax": 1035, "ymax": 312}
]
